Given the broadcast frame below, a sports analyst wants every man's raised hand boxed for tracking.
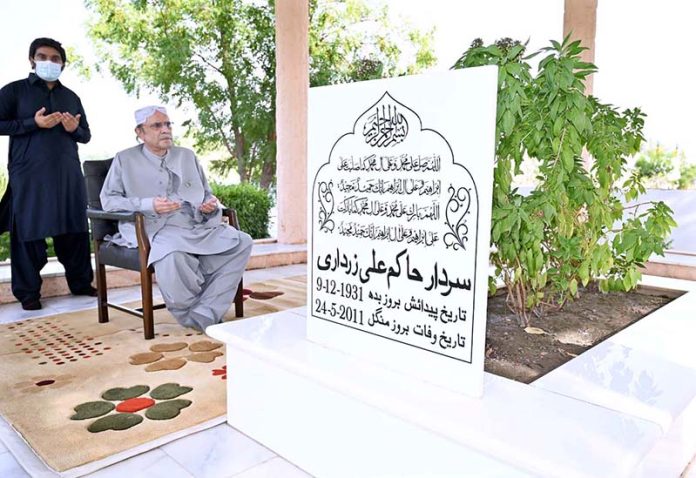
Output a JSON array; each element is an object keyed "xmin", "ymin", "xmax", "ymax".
[
  {"xmin": 61, "ymin": 112, "xmax": 82, "ymax": 133},
  {"xmin": 34, "ymin": 107, "xmax": 62, "ymax": 129}
]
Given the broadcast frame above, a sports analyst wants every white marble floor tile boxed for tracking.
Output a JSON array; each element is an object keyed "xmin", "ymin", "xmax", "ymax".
[
  {"xmin": 161, "ymin": 424, "xmax": 275, "ymax": 478},
  {"xmin": 0, "ymin": 302, "xmax": 63, "ymax": 323},
  {"xmin": 233, "ymin": 457, "xmax": 311, "ymax": 478},
  {"xmin": 47, "ymin": 295, "xmax": 98, "ymax": 313},
  {"xmin": 84, "ymin": 449, "xmax": 193, "ymax": 478},
  {"xmin": 0, "ymin": 451, "xmax": 30, "ymax": 478}
]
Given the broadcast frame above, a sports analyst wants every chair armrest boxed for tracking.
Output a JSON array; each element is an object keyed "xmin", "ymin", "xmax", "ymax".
[
  {"xmin": 222, "ymin": 207, "xmax": 241, "ymax": 230},
  {"xmin": 87, "ymin": 208, "xmax": 138, "ymax": 222},
  {"xmin": 134, "ymin": 213, "xmax": 151, "ymax": 265}
]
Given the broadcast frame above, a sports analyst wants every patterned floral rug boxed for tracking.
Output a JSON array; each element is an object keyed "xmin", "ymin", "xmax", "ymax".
[{"xmin": 0, "ymin": 275, "xmax": 306, "ymax": 475}]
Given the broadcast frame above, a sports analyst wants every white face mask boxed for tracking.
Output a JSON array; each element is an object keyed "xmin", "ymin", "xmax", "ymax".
[{"xmin": 34, "ymin": 60, "xmax": 62, "ymax": 82}]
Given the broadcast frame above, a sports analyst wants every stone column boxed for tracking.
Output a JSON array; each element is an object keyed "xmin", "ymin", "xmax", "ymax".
[
  {"xmin": 563, "ymin": 0, "xmax": 598, "ymax": 94},
  {"xmin": 275, "ymin": 0, "xmax": 308, "ymax": 244}
]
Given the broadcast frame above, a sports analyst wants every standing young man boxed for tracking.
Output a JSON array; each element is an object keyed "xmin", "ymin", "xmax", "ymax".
[{"xmin": 0, "ymin": 37, "xmax": 95, "ymax": 310}]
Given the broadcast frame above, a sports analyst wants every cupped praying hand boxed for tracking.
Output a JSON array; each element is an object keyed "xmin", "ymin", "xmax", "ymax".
[
  {"xmin": 34, "ymin": 107, "xmax": 62, "ymax": 128},
  {"xmin": 34, "ymin": 107, "xmax": 82, "ymax": 132},
  {"xmin": 61, "ymin": 112, "xmax": 82, "ymax": 132}
]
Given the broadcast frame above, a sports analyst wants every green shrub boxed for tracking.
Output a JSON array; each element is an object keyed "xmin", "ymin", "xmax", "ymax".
[
  {"xmin": 0, "ymin": 171, "xmax": 7, "ymax": 261},
  {"xmin": 0, "ymin": 233, "xmax": 8, "ymax": 262},
  {"xmin": 212, "ymin": 182, "xmax": 273, "ymax": 239},
  {"xmin": 0, "ymin": 233, "xmax": 55, "ymax": 262},
  {"xmin": 453, "ymin": 37, "xmax": 676, "ymax": 326}
]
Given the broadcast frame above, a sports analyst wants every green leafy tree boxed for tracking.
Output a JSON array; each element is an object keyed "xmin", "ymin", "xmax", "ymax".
[
  {"xmin": 85, "ymin": 0, "xmax": 435, "ymax": 189},
  {"xmin": 309, "ymin": 0, "xmax": 436, "ymax": 85},
  {"xmin": 453, "ymin": 37, "xmax": 676, "ymax": 326},
  {"xmin": 86, "ymin": 0, "xmax": 277, "ymax": 187}
]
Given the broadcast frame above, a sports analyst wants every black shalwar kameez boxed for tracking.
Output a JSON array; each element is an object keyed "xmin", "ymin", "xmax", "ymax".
[{"xmin": 0, "ymin": 73, "xmax": 93, "ymax": 304}]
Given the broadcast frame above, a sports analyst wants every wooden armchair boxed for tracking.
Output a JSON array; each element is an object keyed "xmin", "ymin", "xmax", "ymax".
[{"xmin": 83, "ymin": 159, "xmax": 244, "ymax": 339}]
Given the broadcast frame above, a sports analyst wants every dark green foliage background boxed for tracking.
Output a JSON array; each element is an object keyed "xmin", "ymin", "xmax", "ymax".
[{"xmin": 212, "ymin": 182, "xmax": 273, "ymax": 239}]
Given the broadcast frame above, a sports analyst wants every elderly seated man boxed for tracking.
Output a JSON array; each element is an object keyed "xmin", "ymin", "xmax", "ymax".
[{"xmin": 100, "ymin": 105, "xmax": 253, "ymax": 330}]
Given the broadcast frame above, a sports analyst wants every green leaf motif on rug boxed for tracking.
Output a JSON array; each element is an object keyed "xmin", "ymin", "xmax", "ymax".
[
  {"xmin": 70, "ymin": 401, "xmax": 115, "ymax": 420},
  {"xmin": 150, "ymin": 383, "xmax": 193, "ymax": 400},
  {"xmin": 102, "ymin": 385, "xmax": 150, "ymax": 401},
  {"xmin": 73, "ymin": 383, "xmax": 194, "ymax": 433},
  {"xmin": 145, "ymin": 399, "xmax": 192, "ymax": 420},
  {"xmin": 88, "ymin": 413, "xmax": 143, "ymax": 432}
]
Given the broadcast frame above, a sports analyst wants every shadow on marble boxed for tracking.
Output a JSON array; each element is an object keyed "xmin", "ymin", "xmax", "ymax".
[{"xmin": 534, "ymin": 340, "xmax": 696, "ymax": 431}]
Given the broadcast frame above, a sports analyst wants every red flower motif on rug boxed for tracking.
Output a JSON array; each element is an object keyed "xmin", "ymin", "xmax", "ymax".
[{"xmin": 115, "ymin": 397, "xmax": 156, "ymax": 413}]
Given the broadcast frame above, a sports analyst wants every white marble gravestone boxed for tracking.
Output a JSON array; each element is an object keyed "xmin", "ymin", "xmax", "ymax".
[{"xmin": 308, "ymin": 67, "xmax": 497, "ymax": 396}]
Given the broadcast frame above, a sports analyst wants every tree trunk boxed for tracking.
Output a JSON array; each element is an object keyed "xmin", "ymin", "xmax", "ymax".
[
  {"xmin": 259, "ymin": 127, "xmax": 277, "ymax": 190},
  {"xmin": 233, "ymin": 128, "xmax": 246, "ymax": 181},
  {"xmin": 260, "ymin": 158, "xmax": 275, "ymax": 190}
]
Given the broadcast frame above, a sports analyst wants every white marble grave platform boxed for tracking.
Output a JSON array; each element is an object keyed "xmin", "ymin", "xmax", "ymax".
[{"xmin": 207, "ymin": 277, "xmax": 696, "ymax": 477}]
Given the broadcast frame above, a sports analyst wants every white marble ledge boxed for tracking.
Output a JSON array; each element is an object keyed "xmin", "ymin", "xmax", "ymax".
[
  {"xmin": 534, "ymin": 339, "xmax": 696, "ymax": 432},
  {"xmin": 208, "ymin": 310, "xmax": 662, "ymax": 478},
  {"xmin": 639, "ymin": 274, "xmax": 696, "ymax": 292},
  {"xmin": 534, "ymin": 286, "xmax": 696, "ymax": 427},
  {"xmin": 609, "ymin": 288, "xmax": 696, "ymax": 370}
]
